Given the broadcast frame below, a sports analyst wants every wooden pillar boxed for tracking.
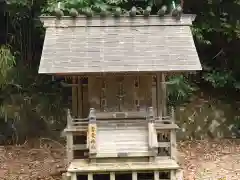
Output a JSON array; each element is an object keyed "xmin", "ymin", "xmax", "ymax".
[
  {"xmin": 170, "ymin": 107, "xmax": 177, "ymax": 161},
  {"xmin": 110, "ymin": 172, "xmax": 115, "ymax": 180},
  {"xmin": 170, "ymin": 129, "xmax": 177, "ymax": 161},
  {"xmin": 132, "ymin": 172, "xmax": 137, "ymax": 180},
  {"xmin": 62, "ymin": 172, "xmax": 71, "ymax": 180},
  {"xmin": 88, "ymin": 173, "xmax": 93, "ymax": 180},
  {"xmin": 77, "ymin": 77, "xmax": 83, "ymax": 118},
  {"xmin": 170, "ymin": 170, "xmax": 176, "ymax": 180},
  {"xmin": 66, "ymin": 133, "xmax": 73, "ymax": 163},
  {"xmin": 154, "ymin": 171, "xmax": 159, "ymax": 180},
  {"xmin": 66, "ymin": 110, "xmax": 73, "ymax": 163},
  {"xmin": 147, "ymin": 107, "xmax": 158, "ymax": 162},
  {"xmin": 71, "ymin": 173, "xmax": 77, "ymax": 180},
  {"xmin": 82, "ymin": 80, "xmax": 89, "ymax": 118},
  {"xmin": 161, "ymin": 73, "xmax": 167, "ymax": 116},
  {"xmin": 171, "ymin": 107, "xmax": 175, "ymax": 123},
  {"xmin": 156, "ymin": 73, "xmax": 162, "ymax": 118},
  {"xmin": 72, "ymin": 76, "xmax": 78, "ymax": 117},
  {"xmin": 156, "ymin": 73, "xmax": 167, "ymax": 118}
]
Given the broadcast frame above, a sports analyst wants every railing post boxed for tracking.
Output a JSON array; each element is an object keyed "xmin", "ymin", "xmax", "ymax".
[
  {"xmin": 67, "ymin": 109, "xmax": 72, "ymax": 128},
  {"xmin": 170, "ymin": 106, "xmax": 177, "ymax": 161},
  {"xmin": 147, "ymin": 107, "xmax": 158, "ymax": 160},
  {"xmin": 154, "ymin": 171, "xmax": 159, "ymax": 180},
  {"xmin": 88, "ymin": 108, "xmax": 97, "ymax": 156},
  {"xmin": 66, "ymin": 109, "xmax": 73, "ymax": 163},
  {"xmin": 132, "ymin": 172, "xmax": 137, "ymax": 180},
  {"xmin": 147, "ymin": 107, "xmax": 154, "ymax": 123},
  {"xmin": 170, "ymin": 106, "xmax": 175, "ymax": 124}
]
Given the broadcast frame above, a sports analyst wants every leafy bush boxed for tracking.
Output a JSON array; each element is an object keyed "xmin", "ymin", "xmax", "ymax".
[
  {"xmin": 167, "ymin": 75, "xmax": 197, "ymax": 106},
  {"xmin": 203, "ymin": 70, "xmax": 236, "ymax": 88},
  {"xmin": 0, "ymin": 45, "xmax": 16, "ymax": 87}
]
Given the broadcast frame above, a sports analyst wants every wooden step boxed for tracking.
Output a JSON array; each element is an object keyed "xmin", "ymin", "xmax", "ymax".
[
  {"xmin": 97, "ymin": 119, "xmax": 147, "ymax": 124},
  {"xmin": 67, "ymin": 158, "xmax": 180, "ymax": 173},
  {"xmin": 91, "ymin": 152, "xmax": 154, "ymax": 158},
  {"xmin": 154, "ymin": 123, "xmax": 179, "ymax": 130}
]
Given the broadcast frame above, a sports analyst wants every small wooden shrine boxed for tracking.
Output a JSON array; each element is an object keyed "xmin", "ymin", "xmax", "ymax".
[{"xmin": 39, "ymin": 10, "xmax": 201, "ymax": 180}]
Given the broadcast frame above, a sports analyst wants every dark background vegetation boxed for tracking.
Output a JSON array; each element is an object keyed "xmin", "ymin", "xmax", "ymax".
[{"xmin": 0, "ymin": 0, "xmax": 239, "ymax": 144}]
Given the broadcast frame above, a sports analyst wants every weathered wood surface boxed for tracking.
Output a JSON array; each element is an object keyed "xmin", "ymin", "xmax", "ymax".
[
  {"xmin": 88, "ymin": 108, "xmax": 97, "ymax": 155},
  {"xmin": 148, "ymin": 123, "xmax": 158, "ymax": 152},
  {"xmin": 72, "ymin": 144, "xmax": 88, "ymax": 150},
  {"xmin": 41, "ymin": 15, "xmax": 196, "ymax": 28},
  {"xmin": 64, "ymin": 117, "xmax": 89, "ymax": 132},
  {"xmin": 88, "ymin": 75, "xmax": 152, "ymax": 112},
  {"xmin": 64, "ymin": 127, "xmax": 88, "ymax": 132},
  {"xmin": 71, "ymin": 77, "xmax": 78, "ymax": 117},
  {"xmin": 154, "ymin": 124, "xmax": 179, "ymax": 130},
  {"xmin": 95, "ymin": 111, "xmax": 147, "ymax": 119},
  {"xmin": 67, "ymin": 159, "xmax": 179, "ymax": 172},
  {"xmin": 90, "ymin": 157, "xmax": 149, "ymax": 163},
  {"xmin": 95, "ymin": 120, "xmax": 149, "ymax": 157}
]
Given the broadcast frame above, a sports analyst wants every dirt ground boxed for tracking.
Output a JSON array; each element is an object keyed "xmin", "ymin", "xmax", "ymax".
[{"xmin": 0, "ymin": 139, "xmax": 239, "ymax": 180}]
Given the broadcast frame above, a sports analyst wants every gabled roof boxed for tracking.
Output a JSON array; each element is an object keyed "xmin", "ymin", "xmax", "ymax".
[{"xmin": 39, "ymin": 15, "xmax": 202, "ymax": 74}]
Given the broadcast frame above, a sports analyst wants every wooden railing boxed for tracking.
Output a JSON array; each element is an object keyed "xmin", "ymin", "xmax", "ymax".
[
  {"xmin": 154, "ymin": 107, "xmax": 178, "ymax": 161},
  {"xmin": 64, "ymin": 107, "xmax": 178, "ymax": 162},
  {"xmin": 66, "ymin": 109, "xmax": 89, "ymax": 131},
  {"xmin": 64, "ymin": 109, "xmax": 89, "ymax": 163}
]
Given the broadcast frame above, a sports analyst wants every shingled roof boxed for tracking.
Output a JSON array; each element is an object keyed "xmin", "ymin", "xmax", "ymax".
[{"xmin": 39, "ymin": 15, "xmax": 202, "ymax": 74}]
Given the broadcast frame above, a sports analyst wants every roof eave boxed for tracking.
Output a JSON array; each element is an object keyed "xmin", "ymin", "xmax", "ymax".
[{"xmin": 38, "ymin": 69, "xmax": 202, "ymax": 76}]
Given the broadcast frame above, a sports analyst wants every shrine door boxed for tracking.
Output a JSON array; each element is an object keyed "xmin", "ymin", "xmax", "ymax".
[{"xmin": 88, "ymin": 75, "xmax": 152, "ymax": 113}]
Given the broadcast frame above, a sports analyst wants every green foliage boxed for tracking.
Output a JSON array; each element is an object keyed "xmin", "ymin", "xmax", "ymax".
[
  {"xmin": 41, "ymin": 0, "xmax": 179, "ymax": 15},
  {"xmin": 203, "ymin": 71, "xmax": 235, "ymax": 88},
  {"xmin": 0, "ymin": 67, "xmax": 68, "ymax": 142},
  {"xmin": 190, "ymin": 0, "xmax": 240, "ymax": 90},
  {"xmin": 1, "ymin": 0, "xmax": 240, "ymax": 141},
  {"xmin": 41, "ymin": 0, "xmax": 128, "ymax": 15},
  {"xmin": 0, "ymin": 45, "xmax": 16, "ymax": 87},
  {"xmin": 167, "ymin": 75, "xmax": 197, "ymax": 106}
]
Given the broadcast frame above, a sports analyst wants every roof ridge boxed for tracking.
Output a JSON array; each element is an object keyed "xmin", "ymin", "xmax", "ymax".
[{"xmin": 40, "ymin": 14, "xmax": 196, "ymax": 28}]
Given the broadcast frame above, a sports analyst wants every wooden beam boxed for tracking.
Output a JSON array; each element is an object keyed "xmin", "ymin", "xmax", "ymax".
[
  {"xmin": 60, "ymin": 81, "xmax": 81, "ymax": 87},
  {"xmin": 51, "ymin": 71, "xmax": 189, "ymax": 77}
]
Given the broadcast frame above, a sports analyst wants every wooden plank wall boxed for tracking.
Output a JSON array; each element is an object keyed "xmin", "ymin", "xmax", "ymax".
[
  {"xmin": 68, "ymin": 76, "xmax": 89, "ymax": 118},
  {"xmin": 88, "ymin": 75, "xmax": 152, "ymax": 113},
  {"xmin": 62, "ymin": 73, "xmax": 168, "ymax": 117}
]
